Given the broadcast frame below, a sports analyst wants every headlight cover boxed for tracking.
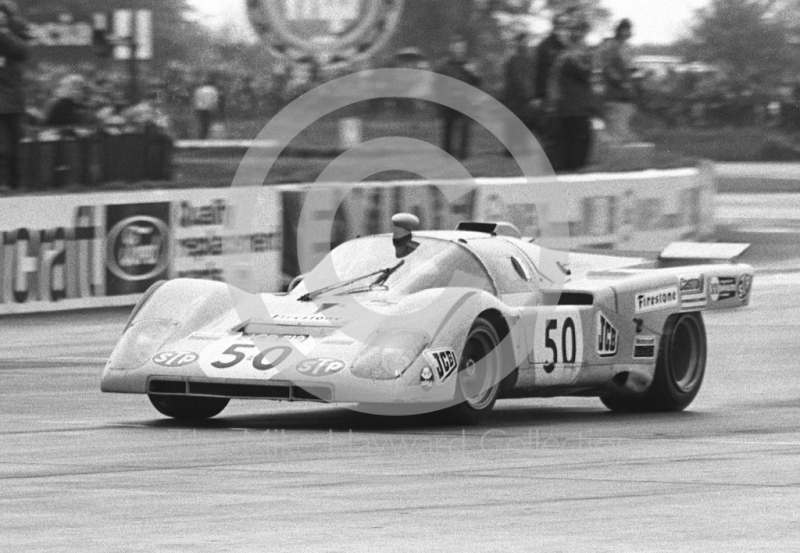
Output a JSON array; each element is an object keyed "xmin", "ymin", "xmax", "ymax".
[
  {"xmin": 107, "ymin": 319, "xmax": 180, "ymax": 370},
  {"xmin": 350, "ymin": 329, "xmax": 430, "ymax": 380}
]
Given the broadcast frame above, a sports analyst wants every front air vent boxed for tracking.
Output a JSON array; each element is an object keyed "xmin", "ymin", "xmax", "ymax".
[
  {"xmin": 148, "ymin": 380, "xmax": 186, "ymax": 394},
  {"xmin": 148, "ymin": 379, "xmax": 332, "ymax": 403},
  {"xmin": 189, "ymin": 382, "xmax": 292, "ymax": 399}
]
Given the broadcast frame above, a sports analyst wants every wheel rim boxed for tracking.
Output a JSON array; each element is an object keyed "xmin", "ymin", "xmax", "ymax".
[
  {"xmin": 669, "ymin": 317, "xmax": 702, "ymax": 393},
  {"xmin": 458, "ymin": 326, "xmax": 500, "ymax": 410}
]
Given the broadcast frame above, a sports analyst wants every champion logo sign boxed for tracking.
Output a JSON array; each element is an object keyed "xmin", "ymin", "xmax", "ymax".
[
  {"xmin": 596, "ymin": 313, "xmax": 618, "ymax": 357},
  {"xmin": 635, "ymin": 287, "xmax": 679, "ymax": 314}
]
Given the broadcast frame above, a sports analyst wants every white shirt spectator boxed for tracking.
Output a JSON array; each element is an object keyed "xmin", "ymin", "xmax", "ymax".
[{"xmin": 193, "ymin": 85, "xmax": 219, "ymax": 112}]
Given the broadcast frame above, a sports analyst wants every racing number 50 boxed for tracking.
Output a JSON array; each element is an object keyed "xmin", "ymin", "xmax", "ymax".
[
  {"xmin": 544, "ymin": 317, "xmax": 577, "ymax": 373},
  {"xmin": 211, "ymin": 343, "xmax": 291, "ymax": 371}
]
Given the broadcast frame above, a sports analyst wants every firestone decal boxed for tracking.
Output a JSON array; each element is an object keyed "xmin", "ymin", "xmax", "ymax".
[{"xmin": 635, "ymin": 287, "xmax": 679, "ymax": 314}]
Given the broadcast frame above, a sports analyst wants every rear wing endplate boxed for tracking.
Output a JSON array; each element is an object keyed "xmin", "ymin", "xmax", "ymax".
[{"xmin": 657, "ymin": 242, "xmax": 750, "ymax": 267}]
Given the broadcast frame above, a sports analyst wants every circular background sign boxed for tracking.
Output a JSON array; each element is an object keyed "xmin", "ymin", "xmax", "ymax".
[
  {"xmin": 247, "ymin": 0, "xmax": 405, "ymax": 67},
  {"xmin": 106, "ymin": 216, "xmax": 170, "ymax": 282}
]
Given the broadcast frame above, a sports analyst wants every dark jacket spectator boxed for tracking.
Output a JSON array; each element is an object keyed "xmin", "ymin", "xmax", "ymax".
[
  {"xmin": 0, "ymin": 0, "xmax": 30, "ymax": 188},
  {"xmin": 504, "ymin": 34, "xmax": 534, "ymax": 112},
  {"xmin": 550, "ymin": 18, "xmax": 599, "ymax": 172},
  {"xmin": 44, "ymin": 75, "xmax": 90, "ymax": 132},
  {"xmin": 533, "ymin": 11, "xmax": 573, "ymax": 102},
  {"xmin": 551, "ymin": 50, "xmax": 600, "ymax": 118},
  {"xmin": 436, "ymin": 36, "xmax": 481, "ymax": 159},
  {"xmin": 598, "ymin": 19, "xmax": 636, "ymax": 103},
  {"xmin": 0, "ymin": 1, "xmax": 28, "ymax": 115}
]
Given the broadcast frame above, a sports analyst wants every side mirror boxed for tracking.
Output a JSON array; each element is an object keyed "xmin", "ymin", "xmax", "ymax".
[{"xmin": 287, "ymin": 274, "xmax": 305, "ymax": 293}]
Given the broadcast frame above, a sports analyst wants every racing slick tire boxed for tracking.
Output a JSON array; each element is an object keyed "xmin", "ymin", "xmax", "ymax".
[
  {"xmin": 148, "ymin": 394, "xmax": 230, "ymax": 420},
  {"xmin": 444, "ymin": 318, "xmax": 504, "ymax": 425},
  {"xmin": 601, "ymin": 312, "xmax": 707, "ymax": 413}
]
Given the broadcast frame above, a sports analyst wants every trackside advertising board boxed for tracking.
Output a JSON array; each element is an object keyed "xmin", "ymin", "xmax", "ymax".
[
  {"xmin": 0, "ymin": 168, "xmax": 713, "ymax": 315},
  {"xmin": 0, "ymin": 188, "xmax": 282, "ymax": 315}
]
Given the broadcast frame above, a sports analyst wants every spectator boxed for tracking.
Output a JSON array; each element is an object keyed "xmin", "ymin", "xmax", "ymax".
[
  {"xmin": 549, "ymin": 16, "xmax": 601, "ymax": 172},
  {"xmin": 193, "ymin": 78, "xmax": 219, "ymax": 140},
  {"xmin": 124, "ymin": 90, "xmax": 172, "ymax": 134},
  {"xmin": 533, "ymin": 10, "xmax": 574, "ymax": 105},
  {"xmin": 436, "ymin": 34, "xmax": 481, "ymax": 160},
  {"xmin": 45, "ymin": 74, "xmax": 91, "ymax": 132},
  {"xmin": 502, "ymin": 33, "xmax": 535, "ymax": 155},
  {"xmin": 598, "ymin": 19, "xmax": 637, "ymax": 144},
  {"xmin": 0, "ymin": 0, "xmax": 30, "ymax": 189}
]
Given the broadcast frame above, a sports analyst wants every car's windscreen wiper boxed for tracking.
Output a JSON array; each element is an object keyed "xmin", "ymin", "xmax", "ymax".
[
  {"xmin": 298, "ymin": 260, "xmax": 405, "ymax": 302},
  {"xmin": 370, "ymin": 260, "xmax": 405, "ymax": 288}
]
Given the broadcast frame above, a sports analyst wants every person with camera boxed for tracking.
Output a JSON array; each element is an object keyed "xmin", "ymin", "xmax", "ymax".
[{"xmin": 0, "ymin": 0, "xmax": 29, "ymax": 189}]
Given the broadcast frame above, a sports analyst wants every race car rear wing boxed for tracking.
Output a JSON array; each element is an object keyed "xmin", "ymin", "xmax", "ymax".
[{"xmin": 657, "ymin": 242, "xmax": 750, "ymax": 268}]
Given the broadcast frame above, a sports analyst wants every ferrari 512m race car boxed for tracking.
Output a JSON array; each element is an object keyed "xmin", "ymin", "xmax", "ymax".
[{"xmin": 102, "ymin": 214, "xmax": 754, "ymax": 424}]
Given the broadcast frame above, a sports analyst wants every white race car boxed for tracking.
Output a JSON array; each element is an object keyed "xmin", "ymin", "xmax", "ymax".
[{"xmin": 102, "ymin": 214, "xmax": 753, "ymax": 424}]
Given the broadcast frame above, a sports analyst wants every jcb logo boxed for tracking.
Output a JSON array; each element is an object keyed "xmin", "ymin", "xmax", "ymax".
[{"xmin": 596, "ymin": 313, "xmax": 617, "ymax": 357}]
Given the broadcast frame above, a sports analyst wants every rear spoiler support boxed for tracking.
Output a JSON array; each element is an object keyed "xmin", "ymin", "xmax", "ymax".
[{"xmin": 657, "ymin": 242, "xmax": 750, "ymax": 268}]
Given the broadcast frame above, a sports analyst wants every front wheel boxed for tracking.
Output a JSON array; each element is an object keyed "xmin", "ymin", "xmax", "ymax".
[
  {"xmin": 148, "ymin": 394, "xmax": 230, "ymax": 420},
  {"xmin": 444, "ymin": 318, "xmax": 503, "ymax": 425},
  {"xmin": 602, "ymin": 312, "xmax": 707, "ymax": 413}
]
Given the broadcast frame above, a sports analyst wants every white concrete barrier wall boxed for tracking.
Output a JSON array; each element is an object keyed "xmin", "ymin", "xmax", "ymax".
[
  {"xmin": 0, "ymin": 167, "xmax": 713, "ymax": 315},
  {"xmin": 0, "ymin": 188, "xmax": 282, "ymax": 315}
]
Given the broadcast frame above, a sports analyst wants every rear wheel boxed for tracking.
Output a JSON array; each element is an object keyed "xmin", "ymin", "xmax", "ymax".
[
  {"xmin": 148, "ymin": 395, "xmax": 230, "ymax": 420},
  {"xmin": 445, "ymin": 318, "xmax": 503, "ymax": 425},
  {"xmin": 602, "ymin": 313, "xmax": 707, "ymax": 413}
]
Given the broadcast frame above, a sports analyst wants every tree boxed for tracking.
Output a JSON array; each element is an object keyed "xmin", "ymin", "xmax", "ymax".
[{"xmin": 689, "ymin": 0, "xmax": 793, "ymax": 85}]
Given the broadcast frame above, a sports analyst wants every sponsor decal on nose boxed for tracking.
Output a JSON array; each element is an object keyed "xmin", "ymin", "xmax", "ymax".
[{"xmin": 151, "ymin": 351, "xmax": 199, "ymax": 367}]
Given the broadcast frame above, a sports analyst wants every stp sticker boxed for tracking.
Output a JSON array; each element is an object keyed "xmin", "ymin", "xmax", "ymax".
[
  {"xmin": 596, "ymin": 313, "xmax": 618, "ymax": 357},
  {"xmin": 635, "ymin": 287, "xmax": 679, "ymax": 314},
  {"xmin": 152, "ymin": 351, "xmax": 198, "ymax": 367},
  {"xmin": 423, "ymin": 348, "xmax": 458, "ymax": 382},
  {"xmin": 295, "ymin": 358, "xmax": 348, "ymax": 377}
]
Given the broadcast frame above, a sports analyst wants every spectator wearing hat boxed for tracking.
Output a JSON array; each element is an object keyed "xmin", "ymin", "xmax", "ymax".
[
  {"xmin": 598, "ymin": 19, "xmax": 637, "ymax": 144},
  {"xmin": 436, "ymin": 34, "xmax": 481, "ymax": 160},
  {"xmin": 0, "ymin": 0, "xmax": 30, "ymax": 189},
  {"xmin": 502, "ymin": 33, "xmax": 535, "ymax": 155},
  {"xmin": 549, "ymin": 16, "xmax": 601, "ymax": 172}
]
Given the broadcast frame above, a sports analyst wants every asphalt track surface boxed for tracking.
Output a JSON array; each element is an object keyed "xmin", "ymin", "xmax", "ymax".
[{"xmin": 1, "ymin": 277, "xmax": 798, "ymax": 551}]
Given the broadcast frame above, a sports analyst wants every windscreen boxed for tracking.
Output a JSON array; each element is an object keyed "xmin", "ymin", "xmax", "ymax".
[{"xmin": 295, "ymin": 236, "xmax": 494, "ymax": 297}]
